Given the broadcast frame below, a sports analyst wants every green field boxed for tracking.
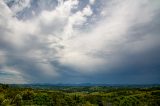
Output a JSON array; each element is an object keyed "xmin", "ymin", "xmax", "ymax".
[{"xmin": 0, "ymin": 84, "xmax": 160, "ymax": 106}]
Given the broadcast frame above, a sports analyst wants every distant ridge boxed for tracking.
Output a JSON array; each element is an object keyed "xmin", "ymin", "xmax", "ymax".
[{"xmin": 7, "ymin": 83, "xmax": 160, "ymax": 88}]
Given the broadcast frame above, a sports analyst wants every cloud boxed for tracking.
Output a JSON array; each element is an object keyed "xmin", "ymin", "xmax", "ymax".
[
  {"xmin": 58, "ymin": 0, "xmax": 160, "ymax": 72},
  {"xmin": 0, "ymin": 66, "xmax": 27, "ymax": 84},
  {"xmin": 89, "ymin": 0, "xmax": 95, "ymax": 5},
  {"xmin": 4, "ymin": 0, "xmax": 31, "ymax": 13},
  {"xmin": 0, "ymin": 0, "xmax": 160, "ymax": 84},
  {"xmin": 0, "ymin": 0, "xmax": 95, "ymax": 83}
]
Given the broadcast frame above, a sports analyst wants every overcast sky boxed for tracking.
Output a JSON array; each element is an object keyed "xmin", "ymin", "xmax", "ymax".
[{"xmin": 0, "ymin": 0, "xmax": 160, "ymax": 84}]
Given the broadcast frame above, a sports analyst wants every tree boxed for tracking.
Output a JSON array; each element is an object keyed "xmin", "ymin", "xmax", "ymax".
[
  {"xmin": 83, "ymin": 101, "xmax": 95, "ymax": 106},
  {"xmin": 22, "ymin": 90, "xmax": 34, "ymax": 100},
  {"xmin": 0, "ymin": 95, "xmax": 5, "ymax": 105},
  {"xmin": 1, "ymin": 99, "xmax": 10, "ymax": 106},
  {"xmin": 13, "ymin": 94, "xmax": 23, "ymax": 106},
  {"xmin": 33, "ymin": 93, "xmax": 51, "ymax": 105}
]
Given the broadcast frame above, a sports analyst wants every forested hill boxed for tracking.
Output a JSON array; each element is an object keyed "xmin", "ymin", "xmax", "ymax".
[
  {"xmin": 0, "ymin": 83, "xmax": 160, "ymax": 106},
  {"xmin": 8, "ymin": 83, "xmax": 160, "ymax": 89}
]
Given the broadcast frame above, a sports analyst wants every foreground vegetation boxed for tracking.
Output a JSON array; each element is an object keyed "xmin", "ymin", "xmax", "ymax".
[{"xmin": 0, "ymin": 84, "xmax": 160, "ymax": 106}]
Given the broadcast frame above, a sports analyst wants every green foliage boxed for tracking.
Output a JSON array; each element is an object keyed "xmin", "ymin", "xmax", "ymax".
[
  {"xmin": 82, "ymin": 101, "xmax": 95, "ymax": 106},
  {"xmin": 33, "ymin": 93, "xmax": 51, "ymax": 105},
  {"xmin": 119, "ymin": 96, "xmax": 139, "ymax": 106},
  {"xmin": 12, "ymin": 94, "xmax": 22, "ymax": 106},
  {"xmin": 0, "ymin": 83, "xmax": 160, "ymax": 106},
  {"xmin": 22, "ymin": 90, "xmax": 34, "ymax": 100},
  {"xmin": 0, "ymin": 94, "xmax": 5, "ymax": 104},
  {"xmin": 1, "ymin": 99, "xmax": 10, "ymax": 106}
]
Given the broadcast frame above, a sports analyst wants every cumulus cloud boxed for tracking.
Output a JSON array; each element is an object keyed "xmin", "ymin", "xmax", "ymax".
[
  {"xmin": 58, "ymin": 0, "xmax": 160, "ymax": 72},
  {"xmin": 0, "ymin": 0, "xmax": 160, "ymax": 84},
  {"xmin": 0, "ymin": 0, "xmax": 95, "ymax": 83}
]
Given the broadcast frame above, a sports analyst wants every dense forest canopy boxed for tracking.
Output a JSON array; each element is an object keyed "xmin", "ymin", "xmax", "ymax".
[{"xmin": 0, "ymin": 84, "xmax": 160, "ymax": 106}]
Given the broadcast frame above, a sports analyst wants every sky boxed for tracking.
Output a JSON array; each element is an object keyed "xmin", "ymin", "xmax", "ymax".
[{"xmin": 0, "ymin": 0, "xmax": 160, "ymax": 84}]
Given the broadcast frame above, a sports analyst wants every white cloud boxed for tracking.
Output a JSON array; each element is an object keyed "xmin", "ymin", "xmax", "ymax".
[
  {"xmin": 0, "ymin": 0, "xmax": 160, "ymax": 83},
  {"xmin": 89, "ymin": 0, "xmax": 95, "ymax": 5},
  {"xmin": 0, "ymin": 0, "xmax": 95, "ymax": 82},
  {"xmin": 82, "ymin": 5, "xmax": 93, "ymax": 16},
  {"xmin": 5, "ymin": 0, "xmax": 31, "ymax": 13},
  {"xmin": 57, "ymin": 0, "xmax": 160, "ymax": 73}
]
